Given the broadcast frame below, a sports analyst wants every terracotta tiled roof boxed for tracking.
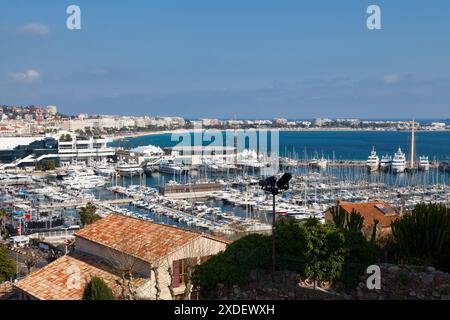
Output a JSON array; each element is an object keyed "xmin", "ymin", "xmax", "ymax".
[
  {"xmin": 338, "ymin": 200, "xmax": 399, "ymax": 228},
  {"xmin": 15, "ymin": 252, "xmax": 146, "ymax": 300},
  {"xmin": 75, "ymin": 214, "xmax": 202, "ymax": 263}
]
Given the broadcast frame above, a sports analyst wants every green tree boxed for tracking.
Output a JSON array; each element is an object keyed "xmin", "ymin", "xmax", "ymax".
[
  {"xmin": 34, "ymin": 161, "xmax": 42, "ymax": 171},
  {"xmin": 301, "ymin": 218, "xmax": 346, "ymax": 288},
  {"xmin": 82, "ymin": 276, "xmax": 115, "ymax": 300},
  {"xmin": 192, "ymin": 234, "xmax": 271, "ymax": 297},
  {"xmin": 79, "ymin": 203, "xmax": 101, "ymax": 226},
  {"xmin": 0, "ymin": 209, "xmax": 8, "ymax": 239},
  {"xmin": 43, "ymin": 160, "xmax": 56, "ymax": 171},
  {"xmin": 0, "ymin": 244, "xmax": 16, "ymax": 283}
]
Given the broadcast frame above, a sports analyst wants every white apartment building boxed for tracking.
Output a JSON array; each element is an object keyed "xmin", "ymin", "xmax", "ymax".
[{"xmin": 56, "ymin": 132, "xmax": 115, "ymax": 165}]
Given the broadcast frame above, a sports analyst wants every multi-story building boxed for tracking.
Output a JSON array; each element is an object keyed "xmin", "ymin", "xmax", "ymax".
[
  {"xmin": 56, "ymin": 132, "xmax": 115, "ymax": 165},
  {"xmin": 0, "ymin": 132, "xmax": 115, "ymax": 168}
]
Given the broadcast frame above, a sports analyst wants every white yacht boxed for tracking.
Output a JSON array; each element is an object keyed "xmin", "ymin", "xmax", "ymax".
[
  {"xmin": 94, "ymin": 164, "xmax": 116, "ymax": 176},
  {"xmin": 159, "ymin": 160, "xmax": 188, "ymax": 175},
  {"xmin": 115, "ymin": 163, "xmax": 144, "ymax": 176},
  {"xmin": 418, "ymin": 156, "xmax": 430, "ymax": 171},
  {"xmin": 366, "ymin": 148, "xmax": 380, "ymax": 172},
  {"xmin": 380, "ymin": 154, "xmax": 392, "ymax": 170},
  {"xmin": 310, "ymin": 157, "xmax": 327, "ymax": 169},
  {"xmin": 60, "ymin": 168, "xmax": 107, "ymax": 190},
  {"xmin": 391, "ymin": 148, "xmax": 406, "ymax": 173}
]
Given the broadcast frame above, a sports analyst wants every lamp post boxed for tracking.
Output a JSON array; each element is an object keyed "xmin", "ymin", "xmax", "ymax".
[{"xmin": 259, "ymin": 173, "xmax": 292, "ymax": 283}]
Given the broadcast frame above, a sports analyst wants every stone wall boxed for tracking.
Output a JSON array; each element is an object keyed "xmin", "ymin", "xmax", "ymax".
[
  {"xmin": 347, "ymin": 263, "xmax": 450, "ymax": 300},
  {"xmin": 210, "ymin": 264, "xmax": 450, "ymax": 300}
]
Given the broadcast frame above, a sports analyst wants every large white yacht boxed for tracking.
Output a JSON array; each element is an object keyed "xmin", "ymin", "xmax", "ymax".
[
  {"xmin": 310, "ymin": 157, "xmax": 327, "ymax": 170},
  {"xmin": 366, "ymin": 148, "xmax": 380, "ymax": 172},
  {"xmin": 94, "ymin": 164, "xmax": 116, "ymax": 176},
  {"xmin": 159, "ymin": 160, "xmax": 188, "ymax": 175},
  {"xmin": 391, "ymin": 148, "xmax": 406, "ymax": 173},
  {"xmin": 60, "ymin": 168, "xmax": 107, "ymax": 190},
  {"xmin": 380, "ymin": 154, "xmax": 392, "ymax": 171},
  {"xmin": 115, "ymin": 163, "xmax": 144, "ymax": 176},
  {"xmin": 418, "ymin": 156, "xmax": 430, "ymax": 171}
]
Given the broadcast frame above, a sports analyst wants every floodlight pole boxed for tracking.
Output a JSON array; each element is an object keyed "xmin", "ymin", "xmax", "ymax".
[{"xmin": 272, "ymin": 192, "xmax": 276, "ymax": 284}]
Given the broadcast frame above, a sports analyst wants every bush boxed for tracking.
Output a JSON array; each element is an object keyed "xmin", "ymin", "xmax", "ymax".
[
  {"xmin": 193, "ymin": 219, "xmax": 351, "ymax": 295},
  {"xmin": 300, "ymin": 219, "xmax": 346, "ymax": 285},
  {"xmin": 82, "ymin": 276, "xmax": 115, "ymax": 300},
  {"xmin": 391, "ymin": 203, "xmax": 450, "ymax": 269},
  {"xmin": 340, "ymin": 231, "xmax": 379, "ymax": 289},
  {"xmin": 192, "ymin": 234, "xmax": 271, "ymax": 293}
]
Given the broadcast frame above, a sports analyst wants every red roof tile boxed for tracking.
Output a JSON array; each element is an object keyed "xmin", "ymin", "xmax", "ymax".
[
  {"xmin": 338, "ymin": 200, "xmax": 400, "ymax": 228},
  {"xmin": 75, "ymin": 214, "xmax": 203, "ymax": 263},
  {"xmin": 15, "ymin": 252, "xmax": 146, "ymax": 300}
]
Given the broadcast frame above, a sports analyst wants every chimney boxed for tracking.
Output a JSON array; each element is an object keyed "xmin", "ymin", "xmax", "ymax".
[{"xmin": 337, "ymin": 199, "xmax": 343, "ymax": 206}]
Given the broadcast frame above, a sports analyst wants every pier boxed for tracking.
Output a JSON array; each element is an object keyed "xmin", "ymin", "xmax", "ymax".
[{"xmin": 37, "ymin": 198, "xmax": 134, "ymax": 210}]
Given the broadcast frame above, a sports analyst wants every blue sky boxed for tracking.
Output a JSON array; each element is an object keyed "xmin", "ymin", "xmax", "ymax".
[{"xmin": 0, "ymin": 0, "xmax": 449, "ymax": 118}]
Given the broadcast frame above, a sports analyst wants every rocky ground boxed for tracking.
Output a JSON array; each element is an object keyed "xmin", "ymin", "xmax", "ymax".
[
  {"xmin": 347, "ymin": 263, "xmax": 450, "ymax": 300},
  {"xmin": 213, "ymin": 264, "xmax": 450, "ymax": 300}
]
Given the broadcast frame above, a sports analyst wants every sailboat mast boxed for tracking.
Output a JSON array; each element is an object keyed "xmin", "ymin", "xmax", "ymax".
[{"xmin": 410, "ymin": 119, "xmax": 415, "ymax": 168}]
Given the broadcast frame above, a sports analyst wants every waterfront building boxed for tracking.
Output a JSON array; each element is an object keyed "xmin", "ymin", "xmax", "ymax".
[
  {"xmin": 15, "ymin": 214, "xmax": 229, "ymax": 300},
  {"xmin": 56, "ymin": 132, "xmax": 115, "ymax": 166},
  {"xmin": 0, "ymin": 132, "xmax": 114, "ymax": 168}
]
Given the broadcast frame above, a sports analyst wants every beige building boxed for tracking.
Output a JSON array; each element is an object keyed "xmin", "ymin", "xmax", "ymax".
[{"xmin": 15, "ymin": 214, "xmax": 229, "ymax": 300}]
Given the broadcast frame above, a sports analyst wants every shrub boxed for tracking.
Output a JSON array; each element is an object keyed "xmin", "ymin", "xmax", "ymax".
[
  {"xmin": 82, "ymin": 276, "xmax": 115, "ymax": 300},
  {"xmin": 391, "ymin": 203, "xmax": 450, "ymax": 269}
]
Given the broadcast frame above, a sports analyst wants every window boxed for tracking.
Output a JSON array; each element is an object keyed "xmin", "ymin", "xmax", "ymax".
[
  {"xmin": 172, "ymin": 258, "xmax": 197, "ymax": 288},
  {"xmin": 93, "ymin": 143, "xmax": 104, "ymax": 149}
]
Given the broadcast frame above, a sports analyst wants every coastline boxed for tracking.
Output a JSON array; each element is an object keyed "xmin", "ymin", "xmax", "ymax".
[{"xmin": 111, "ymin": 128, "xmax": 450, "ymax": 141}]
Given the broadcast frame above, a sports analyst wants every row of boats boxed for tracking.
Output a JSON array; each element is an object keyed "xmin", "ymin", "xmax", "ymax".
[{"xmin": 367, "ymin": 148, "xmax": 430, "ymax": 173}]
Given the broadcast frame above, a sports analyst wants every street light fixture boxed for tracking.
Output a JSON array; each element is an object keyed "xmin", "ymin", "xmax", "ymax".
[{"xmin": 259, "ymin": 173, "xmax": 292, "ymax": 283}]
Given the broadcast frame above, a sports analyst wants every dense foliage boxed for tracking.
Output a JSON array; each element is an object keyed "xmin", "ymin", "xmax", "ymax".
[
  {"xmin": 82, "ymin": 276, "xmax": 115, "ymax": 300},
  {"xmin": 329, "ymin": 205, "xmax": 379, "ymax": 288},
  {"xmin": 0, "ymin": 244, "xmax": 16, "ymax": 283},
  {"xmin": 391, "ymin": 203, "xmax": 450, "ymax": 271},
  {"xmin": 193, "ymin": 218, "xmax": 375, "ymax": 295},
  {"xmin": 192, "ymin": 234, "xmax": 272, "ymax": 293},
  {"xmin": 301, "ymin": 219, "xmax": 346, "ymax": 285},
  {"xmin": 0, "ymin": 209, "xmax": 8, "ymax": 239}
]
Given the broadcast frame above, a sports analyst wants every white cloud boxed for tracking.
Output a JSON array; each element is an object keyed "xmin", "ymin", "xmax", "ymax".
[
  {"xmin": 9, "ymin": 69, "xmax": 41, "ymax": 83},
  {"xmin": 21, "ymin": 23, "xmax": 49, "ymax": 37},
  {"xmin": 383, "ymin": 74, "xmax": 402, "ymax": 84}
]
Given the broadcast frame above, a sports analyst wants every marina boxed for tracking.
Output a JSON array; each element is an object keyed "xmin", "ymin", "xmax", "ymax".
[{"xmin": 1, "ymin": 127, "xmax": 449, "ymax": 241}]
